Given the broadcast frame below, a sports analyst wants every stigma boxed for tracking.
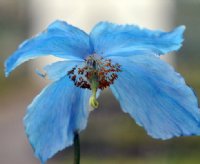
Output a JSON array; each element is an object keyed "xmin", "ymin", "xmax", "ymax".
[{"xmin": 67, "ymin": 54, "xmax": 121, "ymax": 109}]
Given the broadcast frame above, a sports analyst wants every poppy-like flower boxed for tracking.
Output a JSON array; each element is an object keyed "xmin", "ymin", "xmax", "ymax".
[{"xmin": 5, "ymin": 20, "xmax": 200, "ymax": 163}]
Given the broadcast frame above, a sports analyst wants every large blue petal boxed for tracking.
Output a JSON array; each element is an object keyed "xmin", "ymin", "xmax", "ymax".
[
  {"xmin": 5, "ymin": 20, "xmax": 90, "ymax": 76},
  {"xmin": 24, "ymin": 77, "xmax": 91, "ymax": 163},
  {"xmin": 43, "ymin": 60, "xmax": 83, "ymax": 81},
  {"xmin": 90, "ymin": 22, "xmax": 185, "ymax": 57},
  {"xmin": 110, "ymin": 55, "xmax": 200, "ymax": 139}
]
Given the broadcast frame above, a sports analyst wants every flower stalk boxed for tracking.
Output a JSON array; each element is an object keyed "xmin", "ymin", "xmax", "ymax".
[{"xmin": 74, "ymin": 132, "xmax": 80, "ymax": 164}]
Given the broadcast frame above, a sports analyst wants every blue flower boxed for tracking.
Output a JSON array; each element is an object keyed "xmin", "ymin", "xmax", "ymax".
[{"xmin": 5, "ymin": 20, "xmax": 200, "ymax": 163}]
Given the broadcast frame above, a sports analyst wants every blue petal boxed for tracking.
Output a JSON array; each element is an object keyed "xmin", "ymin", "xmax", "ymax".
[
  {"xmin": 35, "ymin": 69, "xmax": 47, "ymax": 79},
  {"xmin": 110, "ymin": 55, "xmax": 200, "ymax": 139},
  {"xmin": 43, "ymin": 60, "xmax": 83, "ymax": 81},
  {"xmin": 90, "ymin": 22, "xmax": 185, "ymax": 57},
  {"xmin": 5, "ymin": 20, "xmax": 90, "ymax": 77},
  {"xmin": 24, "ymin": 77, "xmax": 91, "ymax": 163}
]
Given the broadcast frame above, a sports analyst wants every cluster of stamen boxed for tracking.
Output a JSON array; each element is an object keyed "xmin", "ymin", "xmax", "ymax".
[
  {"xmin": 67, "ymin": 55, "xmax": 121, "ymax": 109},
  {"xmin": 67, "ymin": 55, "xmax": 121, "ymax": 90}
]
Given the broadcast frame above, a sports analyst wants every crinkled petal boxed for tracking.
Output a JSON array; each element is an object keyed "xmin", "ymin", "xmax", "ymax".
[
  {"xmin": 5, "ymin": 20, "xmax": 90, "ymax": 76},
  {"xmin": 110, "ymin": 55, "xmax": 200, "ymax": 140},
  {"xmin": 90, "ymin": 22, "xmax": 185, "ymax": 57},
  {"xmin": 24, "ymin": 77, "xmax": 91, "ymax": 163},
  {"xmin": 43, "ymin": 60, "xmax": 83, "ymax": 81}
]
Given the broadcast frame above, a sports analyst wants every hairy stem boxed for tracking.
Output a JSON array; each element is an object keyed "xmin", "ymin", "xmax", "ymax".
[{"xmin": 74, "ymin": 132, "xmax": 80, "ymax": 164}]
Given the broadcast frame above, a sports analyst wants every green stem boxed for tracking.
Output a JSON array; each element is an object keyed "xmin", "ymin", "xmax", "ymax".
[{"xmin": 74, "ymin": 132, "xmax": 80, "ymax": 164}]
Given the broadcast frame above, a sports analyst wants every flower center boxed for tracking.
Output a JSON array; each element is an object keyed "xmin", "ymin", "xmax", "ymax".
[{"xmin": 67, "ymin": 54, "xmax": 121, "ymax": 109}]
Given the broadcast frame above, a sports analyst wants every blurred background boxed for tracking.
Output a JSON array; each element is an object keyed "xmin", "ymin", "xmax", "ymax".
[{"xmin": 0, "ymin": 0, "xmax": 200, "ymax": 164}]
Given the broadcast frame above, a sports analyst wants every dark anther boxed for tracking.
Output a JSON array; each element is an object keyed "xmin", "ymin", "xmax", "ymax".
[{"xmin": 67, "ymin": 55, "xmax": 121, "ymax": 90}]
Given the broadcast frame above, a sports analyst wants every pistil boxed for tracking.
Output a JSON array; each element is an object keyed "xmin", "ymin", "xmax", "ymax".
[{"xmin": 89, "ymin": 78, "xmax": 99, "ymax": 109}]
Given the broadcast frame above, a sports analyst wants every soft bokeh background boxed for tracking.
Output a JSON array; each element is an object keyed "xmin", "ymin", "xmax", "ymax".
[{"xmin": 0, "ymin": 0, "xmax": 200, "ymax": 164}]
